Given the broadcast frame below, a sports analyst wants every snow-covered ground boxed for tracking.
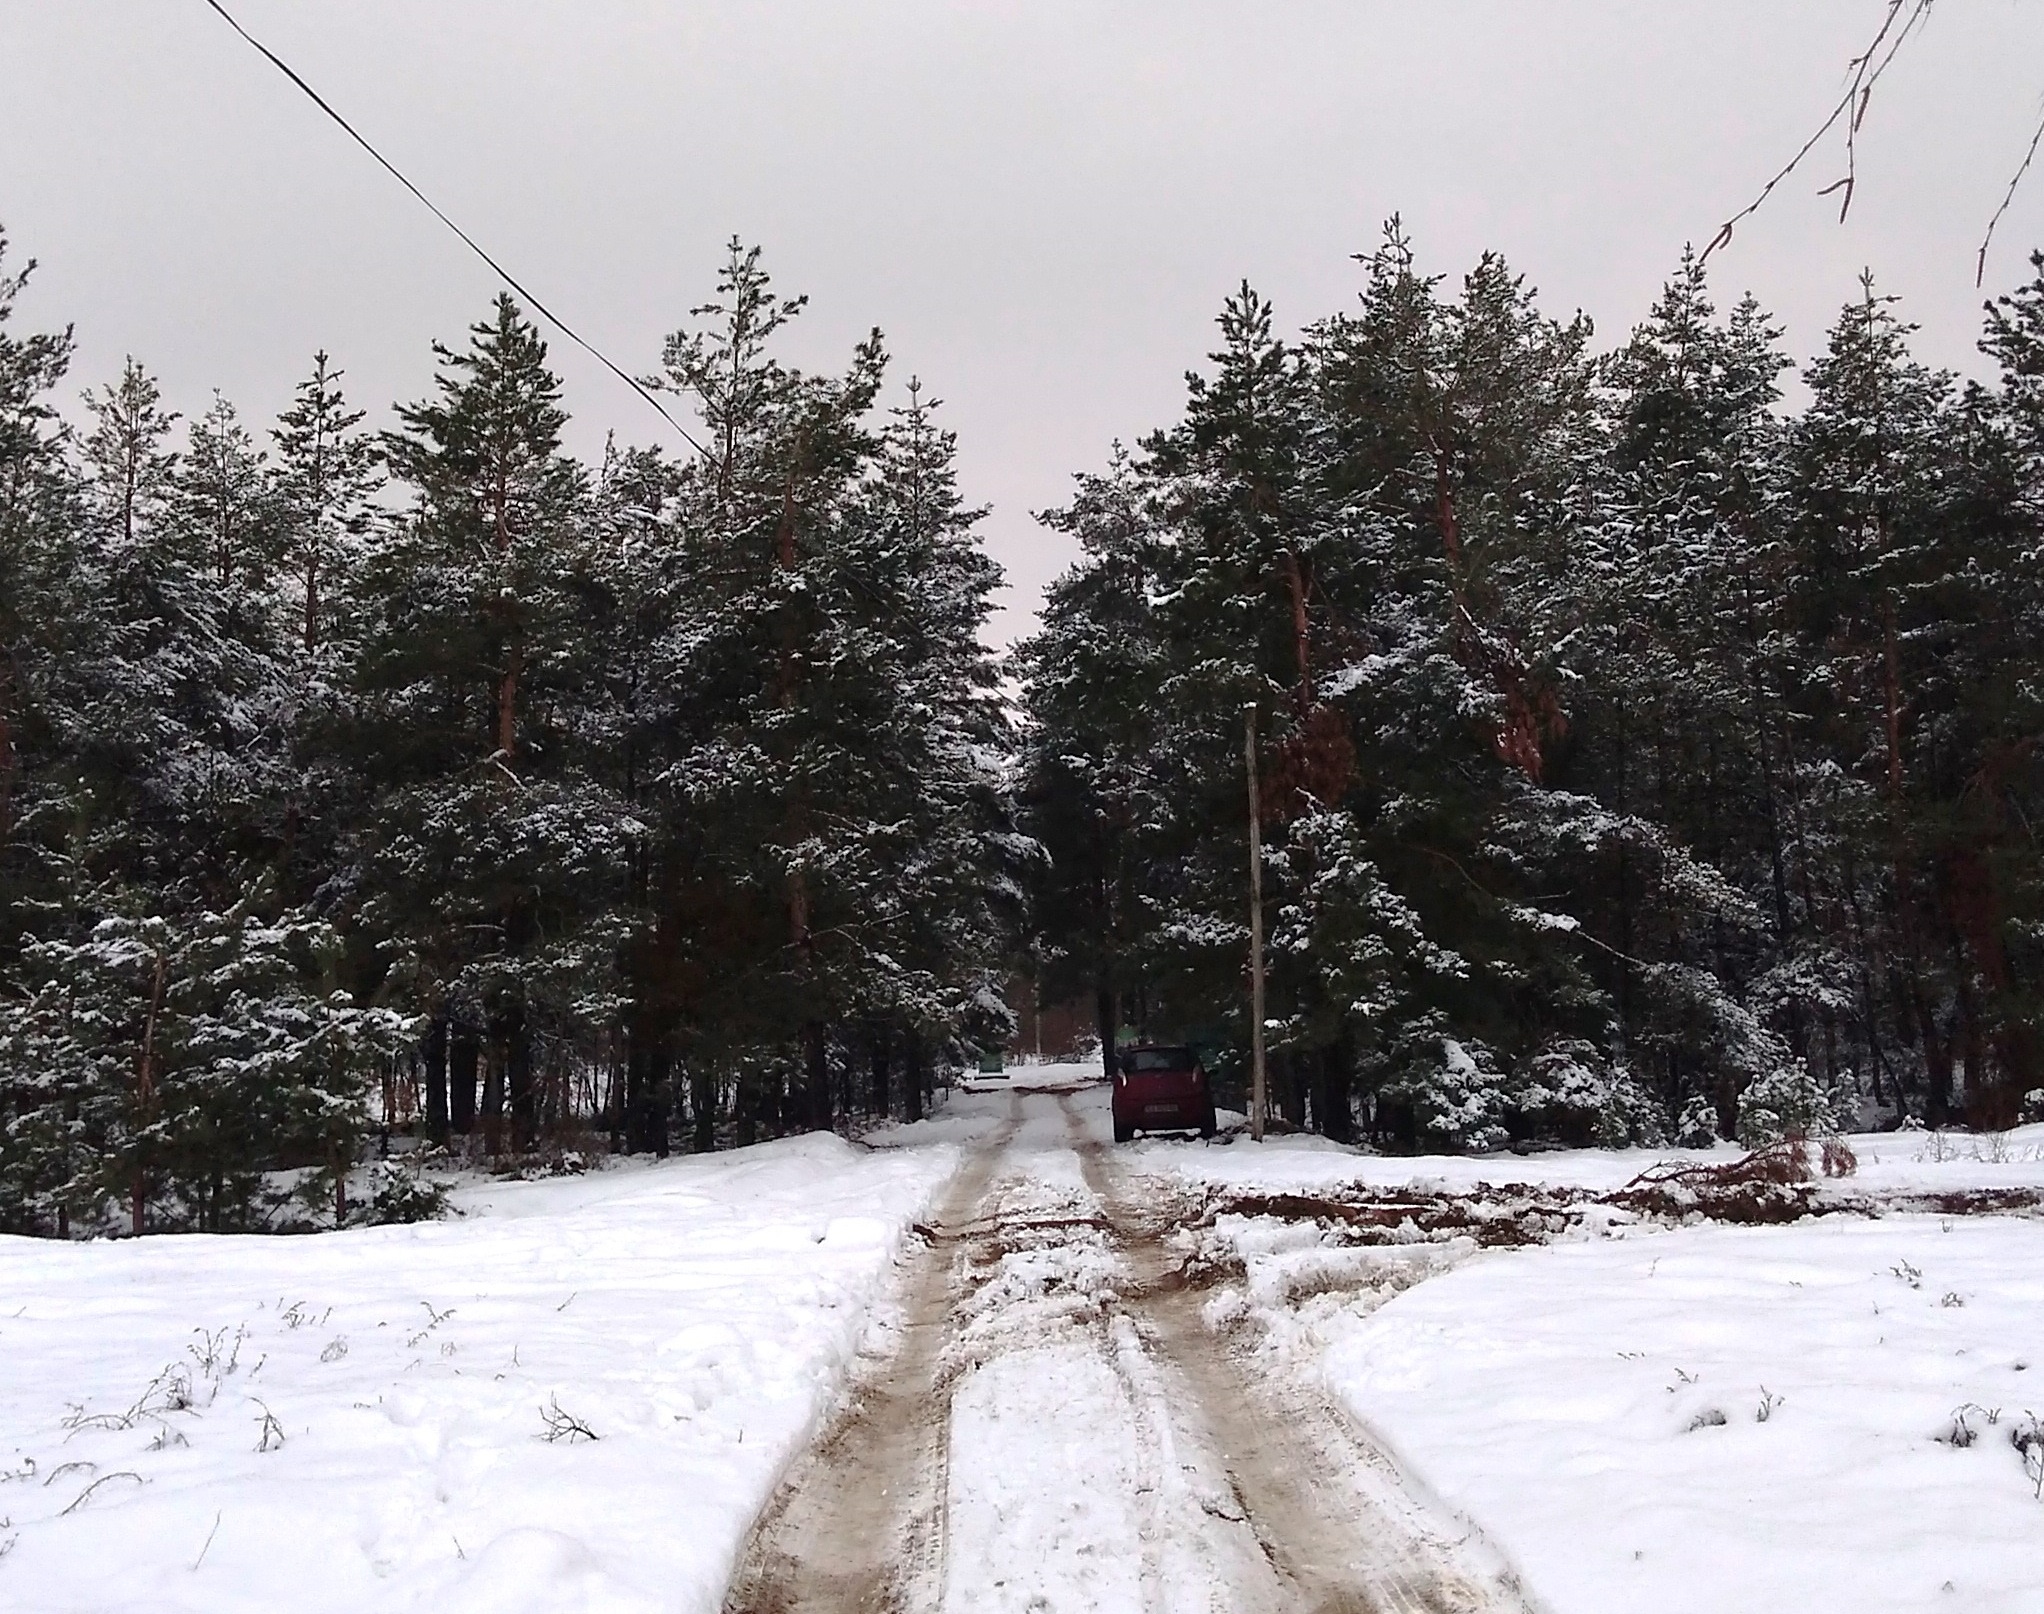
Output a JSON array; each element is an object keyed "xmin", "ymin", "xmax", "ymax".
[
  {"xmin": 6, "ymin": 1058, "xmax": 2041, "ymax": 1614},
  {"xmin": 0, "ymin": 1133, "xmax": 960, "ymax": 1613},
  {"xmin": 1154, "ymin": 1115, "xmax": 2044, "ymax": 1614},
  {"xmin": 1325, "ymin": 1215, "xmax": 2044, "ymax": 1614},
  {"xmin": 1144, "ymin": 1118, "xmax": 2044, "ymax": 1199}
]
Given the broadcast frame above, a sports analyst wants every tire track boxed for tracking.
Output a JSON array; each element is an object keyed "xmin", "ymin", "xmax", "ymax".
[
  {"xmin": 1060, "ymin": 1094, "xmax": 1536, "ymax": 1614},
  {"xmin": 722, "ymin": 1088, "xmax": 1533, "ymax": 1614},
  {"xmin": 721, "ymin": 1099, "xmax": 1022, "ymax": 1614}
]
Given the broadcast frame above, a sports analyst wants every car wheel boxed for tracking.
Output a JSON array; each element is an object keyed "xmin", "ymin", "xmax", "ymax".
[
  {"xmin": 1198, "ymin": 1105, "xmax": 1217, "ymax": 1139},
  {"xmin": 1113, "ymin": 1116, "xmax": 1134, "ymax": 1144}
]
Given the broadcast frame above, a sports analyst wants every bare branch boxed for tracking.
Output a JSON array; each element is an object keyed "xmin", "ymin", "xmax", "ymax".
[
  {"xmin": 1703, "ymin": 0, "xmax": 1936, "ymax": 264},
  {"xmin": 538, "ymin": 1396, "xmax": 599, "ymax": 1443},
  {"xmin": 253, "ymin": 1399, "xmax": 286, "ymax": 1453},
  {"xmin": 59, "ymin": 1471, "xmax": 144, "ymax": 1516},
  {"xmin": 1978, "ymin": 102, "xmax": 2044, "ymax": 287}
]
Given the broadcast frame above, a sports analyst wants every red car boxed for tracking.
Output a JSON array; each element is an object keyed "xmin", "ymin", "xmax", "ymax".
[{"xmin": 1112, "ymin": 1044, "xmax": 1217, "ymax": 1143}]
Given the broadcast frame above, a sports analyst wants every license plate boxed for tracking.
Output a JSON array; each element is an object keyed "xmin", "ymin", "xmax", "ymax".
[{"xmin": 1143, "ymin": 1103, "xmax": 1178, "ymax": 1117}]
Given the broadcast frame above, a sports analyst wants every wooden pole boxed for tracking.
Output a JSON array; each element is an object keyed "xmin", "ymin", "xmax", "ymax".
[{"xmin": 1245, "ymin": 704, "xmax": 1267, "ymax": 1142}]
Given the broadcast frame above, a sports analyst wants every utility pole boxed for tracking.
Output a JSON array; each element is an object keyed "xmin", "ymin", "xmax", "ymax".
[{"xmin": 1244, "ymin": 704, "xmax": 1267, "ymax": 1142}]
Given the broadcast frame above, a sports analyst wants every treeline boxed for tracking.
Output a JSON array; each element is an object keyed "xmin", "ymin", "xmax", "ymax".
[
  {"xmin": 1020, "ymin": 225, "xmax": 2044, "ymax": 1152},
  {"xmin": 0, "ymin": 232, "xmax": 1019, "ymax": 1235},
  {"xmin": 6, "ymin": 215, "xmax": 2042, "ymax": 1237}
]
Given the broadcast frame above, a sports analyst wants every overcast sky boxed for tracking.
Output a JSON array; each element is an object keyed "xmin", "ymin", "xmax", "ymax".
[{"xmin": 4, "ymin": 2, "xmax": 2043, "ymax": 642}]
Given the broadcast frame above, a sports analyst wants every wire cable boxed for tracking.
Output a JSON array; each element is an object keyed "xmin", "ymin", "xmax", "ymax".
[{"xmin": 200, "ymin": 0, "xmax": 708, "ymax": 459}]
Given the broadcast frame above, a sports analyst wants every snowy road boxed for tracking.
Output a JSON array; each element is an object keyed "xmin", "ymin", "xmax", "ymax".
[{"xmin": 725, "ymin": 1076, "xmax": 1532, "ymax": 1614}]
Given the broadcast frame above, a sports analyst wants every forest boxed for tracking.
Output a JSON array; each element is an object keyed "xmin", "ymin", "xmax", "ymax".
[{"xmin": 2, "ymin": 217, "xmax": 2042, "ymax": 1234}]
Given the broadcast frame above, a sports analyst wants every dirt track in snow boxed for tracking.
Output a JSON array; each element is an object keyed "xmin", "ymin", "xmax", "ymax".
[
  {"xmin": 721, "ymin": 1083, "xmax": 1534, "ymax": 1614},
  {"xmin": 717, "ymin": 1100, "xmax": 1022, "ymax": 1614}
]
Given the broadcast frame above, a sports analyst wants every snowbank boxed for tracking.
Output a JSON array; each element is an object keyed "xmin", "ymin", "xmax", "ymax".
[
  {"xmin": 1146, "ymin": 1121, "xmax": 2044, "ymax": 1201},
  {"xmin": 1322, "ymin": 1215, "xmax": 2044, "ymax": 1613},
  {"xmin": 0, "ymin": 1132, "xmax": 961, "ymax": 1613},
  {"xmin": 1145, "ymin": 1111, "xmax": 2044, "ymax": 1611}
]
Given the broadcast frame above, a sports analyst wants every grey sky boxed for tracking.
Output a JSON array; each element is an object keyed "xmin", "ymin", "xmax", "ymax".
[{"xmin": 4, "ymin": 2, "xmax": 2042, "ymax": 643}]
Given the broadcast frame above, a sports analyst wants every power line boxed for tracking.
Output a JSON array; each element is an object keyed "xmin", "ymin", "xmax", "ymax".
[{"xmin": 200, "ymin": 0, "xmax": 707, "ymax": 459}]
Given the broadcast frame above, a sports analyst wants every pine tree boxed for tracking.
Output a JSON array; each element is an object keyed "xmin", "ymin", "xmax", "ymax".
[
  {"xmin": 181, "ymin": 391, "xmax": 278, "ymax": 596},
  {"xmin": 1017, "ymin": 447, "xmax": 1169, "ymax": 1074},
  {"xmin": 369, "ymin": 294, "xmax": 616, "ymax": 1154},
  {"xmin": 81, "ymin": 358, "xmax": 178, "ymax": 554},
  {"xmin": 1564, "ymin": 255, "xmax": 1811, "ymax": 1136},
  {"xmin": 0, "ymin": 227, "xmax": 80, "ymax": 961},
  {"xmin": 648, "ymin": 240, "xmax": 891, "ymax": 1133},
  {"xmin": 854, "ymin": 380, "xmax": 1020, "ymax": 1103},
  {"xmin": 272, "ymin": 351, "xmax": 379, "ymax": 666},
  {"xmin": 1, "ymin": 901, "xmax": 409, "ymax": 1234},
  {"xmin": 383, "ymin": 294, "xmax": 581, "ymax": 766}
]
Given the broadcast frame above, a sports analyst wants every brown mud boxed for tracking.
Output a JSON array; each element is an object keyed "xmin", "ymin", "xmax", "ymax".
[
  {"xmin": 724, "ymin": 1085, "xmax": 1547, "ymax": 1613},
  {"xmin": 1060, "ymin": 1096, "xmax": 1532, "ymax": 1614},
  {"xmin": 720, "ymin": 1099, "xmax": 1022, "ymax": 1614}
]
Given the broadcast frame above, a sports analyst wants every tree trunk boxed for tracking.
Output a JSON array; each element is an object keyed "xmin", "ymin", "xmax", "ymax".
[
  {"xmin": 905, "ymin": 1029, "xmax": 927, "ymax": 1123},
  {"xmin": 1278, "ymin": 1047, "xmax": 1307, "ymax": 1128},
  {"xmin": 132, "ymin": 948, "xmax": 168, "ymax": 1237},
  {"xmin": 1715, "ymin": 1065, "xmax": 1739, "ymax": 1142},
  {"xmin": 647, "ymin": 1040, "xmax": 671, "ymax": 1159},
  {"xmin": 423, "ymin": 1014, "xmax": 450, "ymax": 1143},
  {"xmin": 497, "ymin": 644, "xmax": 522, "ymax": 762},
  {"xmin": 506, "ymin": 1004, "xmax": 535, "ymax": 1153},
  {"xmin": 691, "ymin": 1064, "xmax": 717, "ymax": 1153},
  {"xmin": 735, "ymin": 1070, "xmax": 760, "ymax": 1147},
  {"xmin": 1913, "ymin": 986, "xmax": 1955, "ymax": 1128},
  {"xmin": 303, "ymin": 544, "xmax": 320, "ymax": 657},
  {"xmin": 449, "ymin": 1023, "xmax": 478, "ymax": 1136},
  {"xmin": 1315, "ymin": 1037, "xmax": 1354, "ymax": 1144},
  {"xmin": 1280, "ymin": 547, "xmax": 1312, "ymax": 698},
  {"xmin": 1095, "ymin": 982, "xmax": 1118, "ymax": 1079},
  {"xmin": 775, "ymin": 1064, "xmax": 801, "ymax": 1135},
  {"xmin": 624, "ymin": 1027, "xmax": 650, "ymax": 1153},
  {"xmin": 0, "ymin": 663, "xmax": 17, "ymax": 852},
  {"xmin": 804, "ymin": 1020, "xmax": 831, "ymax": 1132},
  {"xmin": 869, "ymin": 1021, "xmax": 890, "ymax": 1118},
  {"xmin": 480, "ymin": 1042, "xmax": 506, "ymax": 1156},
  {"xmin": 1946, "ymin": 848, "xmax": 2035, "ymax": 1129},
  {"xmin": 493, "ymin": 469, "xmax": 519, "ymax": 760}
]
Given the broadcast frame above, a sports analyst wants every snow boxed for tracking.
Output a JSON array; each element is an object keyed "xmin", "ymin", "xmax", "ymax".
[
  {"xmin": 1146, "ymin": 1120, "xmax": 2044, "ymax": 1200},
  {"xmin": 944, "ymin": 1340, "xmax": 1149, "ymax": 1612},
  {"xmin": 1155, "ymin": 1119, "xmax": 2044, "ymax": 1614},
  {"xmin": 938, "ymin": 1161, "xmax": 1144, "ymax": 1614},
  {"xmin": 930, "ymin": 1085, "xmax": 1298, "ymax": 1614},
  {"xmin": 0, "ymin": 1132, "xmax": 960, "ymax": 1613},
  {"xmin": 7, "ymin": 1066, "xmax": 2041, "ymax": 1614},
  {"xmin": 1322, "ymin": 1216, "xmax": 2044, "ymax": 1613}
]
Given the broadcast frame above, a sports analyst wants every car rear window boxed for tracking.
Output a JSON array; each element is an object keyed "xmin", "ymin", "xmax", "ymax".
[{"xmin": 1123, "ymin": 1047, "xmax": 1193, "ymax": 1072}]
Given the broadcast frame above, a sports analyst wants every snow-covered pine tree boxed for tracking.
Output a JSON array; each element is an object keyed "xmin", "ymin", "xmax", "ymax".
[
  {"xmin": 646, "ymin": 242, "xmax": 907, "ymax": 1136},
  {"xmin": 272, "ymin": 351, "xmax": 380, "ymax": 668},
  {"xmin": 1788, "ymin": 277, "xmax": 1966, "ymax": 1125},
  {"xmin": 1017, "ymin": 447, "xmax": 1169, "ymax": 1076},
  {"xmin": 1287, "ymin": 234, "xmax": 1611, "ymax": 1143},
  {"xmin": 0, "ymin": 902, "xmax": 409, "ymax": 1233},
  {"xmin": 1559, "ymin": 255, "xmax": 1811, "ymax": 1139},
  {"xmin": 0, "ymin": 226, "xmax": 82, "ymax": 970},
  {"xmin": 367, "ymin": 295, "xmax": 624, "ymax": 1154},
  {"xmin": 850, "ymin": 379, "xmax": 1021, "ymax": 1115}
]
